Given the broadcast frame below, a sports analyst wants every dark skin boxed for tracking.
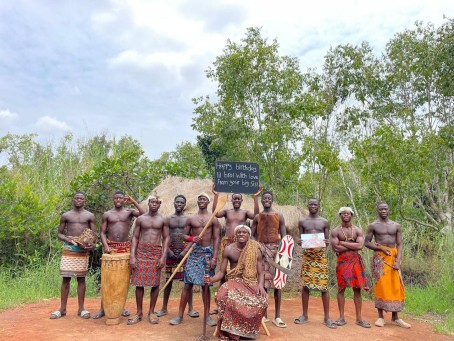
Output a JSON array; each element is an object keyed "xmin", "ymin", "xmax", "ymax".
[
  {"xmin": 296, "ymin": 199, "xmax": 334, "ymax": 326},
  {"xmin": 205, "ymin": 228, "xmax": 267, "ymax": 300},
  {"xmin": 157, "ymin": 197, "xmax": 195, "ymax": 316},
  {"xmin": 172, "ymin": 196, "xmax": 220, "ymax": 324},
  {"xmin": 212, "ymin": 185, "xmax": 262, "ymax": 294},
  {"xmin": 251, "ymin": 193, "xmax": 286, "ymax": 321},
  {"xmin": 331, "ymin": 210, "xmax": 367, "ymax": 324},
  {"xmin": 52, "ymin": 193, "xmax": 96, "ymax": 318},
  {"xmin": 365, "ymin": 203, "xmax": 403, "ymax": 321},
  {"xmin": 129, "ymin": 199, "xmax": 169, "ymax": 322},
  {"xmin": 211, "ymin": 184, "xmax": 262, "ymax": 238},
  {"xmin": 94, "ymin": 193, "xmax": 145, "ymax": 319}
]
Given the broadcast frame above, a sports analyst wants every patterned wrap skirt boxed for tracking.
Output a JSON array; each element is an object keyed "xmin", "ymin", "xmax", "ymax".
[
  {"xmin": 184, "ymin": 245, "xmax": 214, "ymax": 286},
  {"xmin": 130, "ymin": 243, "xmax": 162, "ymax": 288},
  {"xmin": 215, "ymin": 278, "xmax": 268, "ymax": 340},
  {"xmin": 336, "ymin": 250, "xmax": 369, "ymax": 291},
  {"xmin": 301, "ymin": 247, "xmax": 329, "ymax": 291},
  {"xmin": 60, "ymin": 243, "xmax": 89, "ymax": 278},
  {"xmin": 372, "ymin": 246, "xmax": 405, "ymax": 311}
]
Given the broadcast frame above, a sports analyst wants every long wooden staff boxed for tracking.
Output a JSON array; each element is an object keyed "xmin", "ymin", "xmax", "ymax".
[
  {"xmin": 202, "ymin": 254, "xmax": 211, "ymax": 338},
  {"xmin": 159, "ymin": 194, "xmax": 228, "ymax": 294}
]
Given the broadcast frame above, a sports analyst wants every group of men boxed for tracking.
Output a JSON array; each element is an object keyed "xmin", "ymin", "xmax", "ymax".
[
  {"xmin": 297, "ymin": 199, "xmax": 410, "ymax": 330},
  {"xmin": 50, "ymin": 187, "xmax": 410, "ymax": 340}
]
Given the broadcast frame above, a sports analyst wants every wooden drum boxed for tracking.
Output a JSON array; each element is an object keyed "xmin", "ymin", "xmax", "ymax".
[{"xmin": 101, "ymin": 252, "xmax": 131, "ymax": 325}]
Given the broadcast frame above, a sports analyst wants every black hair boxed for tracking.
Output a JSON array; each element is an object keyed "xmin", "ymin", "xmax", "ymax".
[
  {"xmin": 262, "ymin": 190, "xmax": 273, "ymax": 198},
  {"xmin": 174, "ymin": 194, "xmax": 187, "ymax": 202}
]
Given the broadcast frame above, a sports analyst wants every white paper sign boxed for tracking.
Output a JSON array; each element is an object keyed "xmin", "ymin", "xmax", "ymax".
[{"xmin": 300, "ymin": 233, "xmax": 325, "ymax": 248}]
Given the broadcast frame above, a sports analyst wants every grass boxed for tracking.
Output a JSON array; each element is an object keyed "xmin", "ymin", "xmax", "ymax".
[
  {"xmin": 405, "ymin": 273, "xmax": 454, "ymax": 335},
  {"xmin": 0, "ymin": 260, "xmax": 98, "ymax": 312}
]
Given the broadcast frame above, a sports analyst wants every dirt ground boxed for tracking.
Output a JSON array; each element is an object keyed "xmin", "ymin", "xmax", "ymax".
[{"xmin": 0, "ymin": 295, "xmax": 452, "ymax": 341}]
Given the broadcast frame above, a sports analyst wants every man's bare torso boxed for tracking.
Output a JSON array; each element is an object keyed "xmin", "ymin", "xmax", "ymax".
[
  {"xmin": 137, "ymin": 214, "xmax": 166, "ymax": 245},
  {"xmin": 104, "ymin": 208, "xmax": 135, "ymax": 242},
  {"xmin": 369, "ymin": 220, "xmax": 399, "ymax": 247},
  {"xmin": 62, "ymin": 209, "xmax": 95, "ymax": 237},
  {"xmin": 333, "ymin": 225, "xmax": 361, "ymax": 251},
  {"xmin": 187, "ymin": 212, "xmax": 217, "ymax": 247},
  {"xmin": 224, "ymin": 209, "xmax": 250, "ymax": 237},
  {"xmin": 300, "ymin": 216, "xmax": 327, "ymax": 234}
]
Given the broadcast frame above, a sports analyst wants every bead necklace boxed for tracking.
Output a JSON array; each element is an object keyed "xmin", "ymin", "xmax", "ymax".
[{"xmin": 341, "ymin": 225, "xmax": 354, "ymax": 241}]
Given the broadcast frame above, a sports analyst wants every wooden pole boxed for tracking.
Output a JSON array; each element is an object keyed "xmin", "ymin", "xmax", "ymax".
[{"xmin": 202, "ymin": 254, "xmax": 211, "ymax": 338}]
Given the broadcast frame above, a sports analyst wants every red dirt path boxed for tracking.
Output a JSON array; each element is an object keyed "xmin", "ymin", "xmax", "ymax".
[{"xmin": 0, "ymin": 296, "xmax": 451, "ymax": 341}]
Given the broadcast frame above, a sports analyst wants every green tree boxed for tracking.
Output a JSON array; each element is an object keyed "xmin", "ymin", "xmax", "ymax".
[
  {"xmin": 319, "ymin": 20, "xmax": 454, "ymax": 232},
  {"xmin": 192, "ymin": 27, "xmax": 307, "ymax": 199},
  {"xmin": 157, "ymin": 141, "xmax": 208, "ymax": 179},
  {"xmin": 70, "ymin": 135, "xmax": 160, "ymax": 216}
]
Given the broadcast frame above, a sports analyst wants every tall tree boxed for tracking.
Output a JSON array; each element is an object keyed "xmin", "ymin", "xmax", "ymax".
[{"xmin": 192, "ymin": 27, "xmax": 307, "ymax": 196}]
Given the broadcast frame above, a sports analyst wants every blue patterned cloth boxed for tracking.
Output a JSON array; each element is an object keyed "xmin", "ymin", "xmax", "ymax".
[{"xmin": 184, "ymin": 245, "xmax": 214, "ymax": 285}]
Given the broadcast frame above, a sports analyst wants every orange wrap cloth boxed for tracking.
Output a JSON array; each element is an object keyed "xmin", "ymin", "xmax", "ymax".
[
  {"xmin": 301, "ymin": 247, "xmax": 329, "ymax": 292},
  {"xmin": 372, "ymin": 246, "xmax": 405, "ymax": 312}
]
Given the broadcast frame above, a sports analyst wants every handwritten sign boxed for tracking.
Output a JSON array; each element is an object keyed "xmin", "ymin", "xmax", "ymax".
[{"xmin": 214, "ymin": 161, "xmax": 259, "ymax": 194}]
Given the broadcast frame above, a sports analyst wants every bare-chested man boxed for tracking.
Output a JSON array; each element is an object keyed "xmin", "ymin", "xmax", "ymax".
[
  {"xmin": 331, "ymin": 207, "xmax": 370, "ymax": 328},
  {"xmin": 212, "ymin": 184, "xmax": 262, "ymax": 256},
  {"xmin": 210, "ymin": 185, "xmax": 262, "ymax": 314},
  {"xmin": 50, "ymin": 192, "xmax": 96, "ymax": 320},
  {"xmin": 206, "ymin": 225, "xmax": 268, "ymax": 340},
  {"xmin": 156, "ymin": 195, "xmax": 197, "ymax": 318},
  {"xmin": 294, "ymin": 198, "xmax": 336, "ymax": 328},
  {"xmin": 169, "ymin": 193, "xmax": 220, "ymax": 327},
  {"xmin": 127, "ymin": 196, "xmax": 169, "ymax": 325},
  {"xmin": 93, "ymin": 191, "xmax": 145, "ymax": 320},
  {"xmin": 365, "ymin": 202, "xmax": 410, "ymax": 328},
  {"xmin": 251, "ymin": 191, "xmax": 287, "ymax": 328}
]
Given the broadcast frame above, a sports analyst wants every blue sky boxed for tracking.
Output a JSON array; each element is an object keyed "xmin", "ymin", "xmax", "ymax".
[{"xmin": 1, "ymin": 0, "xmax": 453, "ymax": 159}]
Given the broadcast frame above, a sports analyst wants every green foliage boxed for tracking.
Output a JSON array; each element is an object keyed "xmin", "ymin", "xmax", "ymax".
[
  {"xmin": 192, "ymin": 27, "xmax": 307, "ymax": 197},
  {"xmin": 157, "ymin": 141, "xmax": 208, "ymax": 179},
  {"xmin": 70, "ymin": 135, "xmax": 160, "ymax": 216},
  {"xmin": 0, "ymin": 172, "xmax": 59, "ymax": 266}
]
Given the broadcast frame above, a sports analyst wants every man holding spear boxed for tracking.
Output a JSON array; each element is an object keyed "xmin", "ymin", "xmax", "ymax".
[{"xmin": 169, "ymin": 192, "xmax": 221, "ymax": 327}]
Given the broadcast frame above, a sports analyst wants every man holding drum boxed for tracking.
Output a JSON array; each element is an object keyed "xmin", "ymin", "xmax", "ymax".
[{"xmin": 50, "ymin": 192, "xmax": 96, "ymax": 320}]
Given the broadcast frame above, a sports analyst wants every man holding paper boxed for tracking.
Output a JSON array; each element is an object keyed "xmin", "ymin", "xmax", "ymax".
[{"xmin": 294, "ymin": 198, "xmax": 336, "ymax": 328}]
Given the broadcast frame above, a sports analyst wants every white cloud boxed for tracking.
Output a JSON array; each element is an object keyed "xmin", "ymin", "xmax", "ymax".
[
  {"xmin": 35, "ymin": 116, "xmax": 71, "ymax": 132},
  {"xmin": 0, "ymin": 109, "xmax": 19, "ymax": 122}
]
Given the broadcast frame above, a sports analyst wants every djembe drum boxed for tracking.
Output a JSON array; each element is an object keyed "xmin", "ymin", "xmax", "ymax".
[{"xmin": 101, "ymin": 253, "xmax": 131, "ymax": 325}]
